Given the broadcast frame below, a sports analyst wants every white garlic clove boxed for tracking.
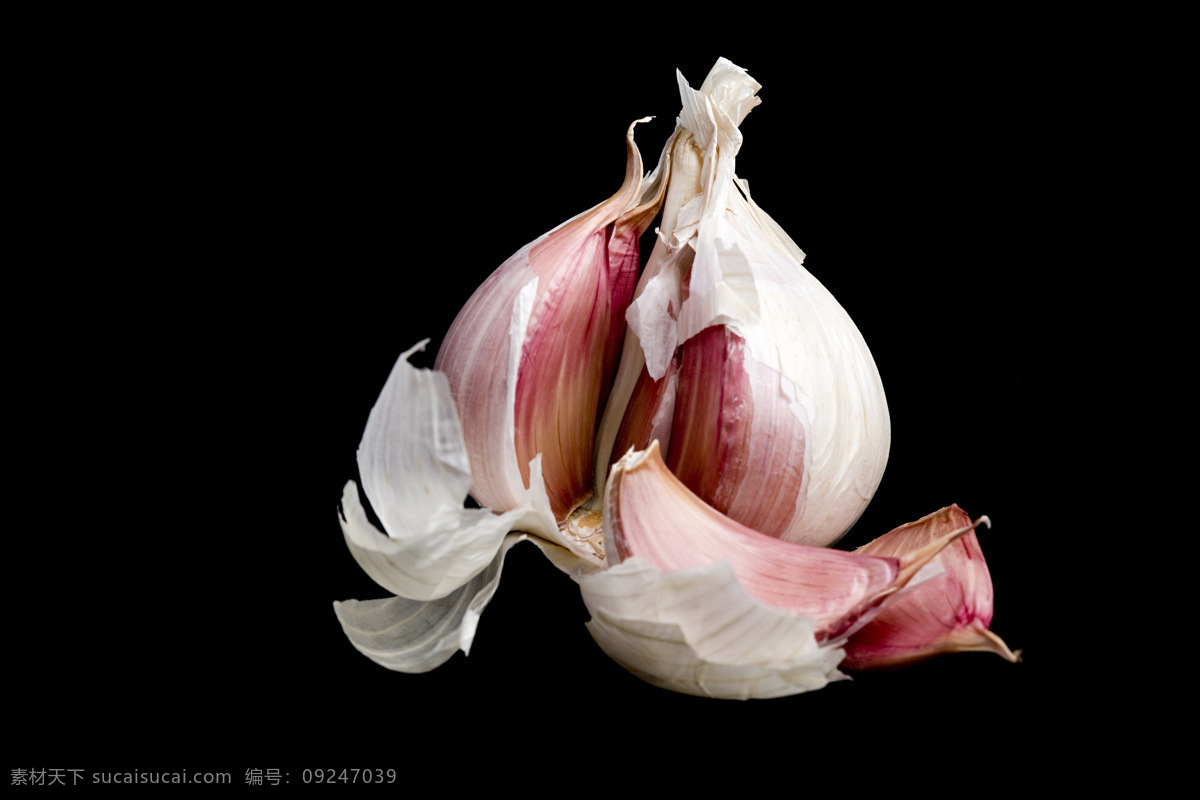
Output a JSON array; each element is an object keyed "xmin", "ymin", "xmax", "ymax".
[{"xmin": 596, "ymin": 58, "xmax": 890, "ymax": 549}]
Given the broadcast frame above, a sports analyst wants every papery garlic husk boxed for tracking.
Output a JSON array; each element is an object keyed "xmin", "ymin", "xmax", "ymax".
[
  {"xmin": 435, "ymin": 119, "xmax": 667, "ymax": 556},
  {"xmin": 578, "ymin": 443, "xmax": 979, "ymax": 698},
  {"xmin": 595, "ymin": 59, "xmax": 890, "ymax": 549},
  {"xmin": 580, "ymin": 557, "xmax": 848, "ymax": 700},
  {"xmin": 335, "ymin": 342, "xmax": 588, "ymax": 672},
  {"xmin": 841, "ymin": 505, "xmax": 1020, "ymax": 670}
]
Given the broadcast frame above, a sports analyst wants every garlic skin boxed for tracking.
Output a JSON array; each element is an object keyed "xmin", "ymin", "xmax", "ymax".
[
  {"xmin": 596, "ymin": 59, "xmax": 890, "ymax": 547},
  {"xmin": 335, "ymin": 342, "xmax": 587, "ymax": 672},
  {"xmin": 434, "ymin": 119, "xmax": 665, "ymax": 542},
  {"xmin": 334, "ymin": 533, "xmax": 527, "ymax": 673},
  {"xmin": 580, "ymin": 557, "xmax": 848, "ymax": 700},
  {"xmin": 841, "ymin": 505, "xmax": 1020, "ymax": 670},
  {"xmin": 339, "ymin": 341, "xmax": 559, "ymax": 599}
]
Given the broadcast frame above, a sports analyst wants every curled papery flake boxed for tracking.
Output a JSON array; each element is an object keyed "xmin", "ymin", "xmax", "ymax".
[
  {"xmin": 333, "ymin": 535, "xmax": 523, "ymax": 673},
  {"xmin": 579, "ymin": 558, "xmax": 847, "ymax": 700},
  {"xmin": 335, "ymin": 535, "xmax": 581, "ymax": 673},
  {"xmin": 342, "ymin": 341, "xmax": 565, "ymax": 602}
]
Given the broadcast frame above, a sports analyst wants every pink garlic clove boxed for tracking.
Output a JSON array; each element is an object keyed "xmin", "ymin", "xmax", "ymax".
[
  {"xmin": 842, "ymin": 505, "xmax": 1020, "ymax": 670},
  {"xmin": 603, "ymin": 442, "xmax": 976, "ymax": 643},
  {"xmin": 434, "ymin": 120, "xmax": 666, "ymax": 523}
]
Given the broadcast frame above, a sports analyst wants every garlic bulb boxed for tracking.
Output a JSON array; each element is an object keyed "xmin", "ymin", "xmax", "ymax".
[{"xmin": 333, "ymin": 57, "xmax": 1014, "ymax": 698}]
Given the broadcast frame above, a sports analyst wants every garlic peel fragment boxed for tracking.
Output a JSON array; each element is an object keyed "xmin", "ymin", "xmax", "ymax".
[
  {"xmin": 343, "ymin": 341, "xmax": 563, "ymax": 601},
  {"xmin": 579, "ymin": 557, "xmax": 847, "ymax": 700},
  {"xmin": 335, "ymin": 534, "xmax": 582, "ymax": 673},
  {"xmin": 337, "ymin": 341, "xmax": 603, "ymax": 671},
  {"xmin": 332, "ymin": 534, "xmax": 521, "ymax": 673}
]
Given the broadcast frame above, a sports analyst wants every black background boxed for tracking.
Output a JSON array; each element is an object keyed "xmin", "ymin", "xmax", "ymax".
[{"xmin": 10, "ymin": 16, "xmax": 1092, "ymax": 790}]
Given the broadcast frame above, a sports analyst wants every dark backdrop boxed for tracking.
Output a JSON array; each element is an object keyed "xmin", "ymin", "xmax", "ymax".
[{"xmin": 11, "ymin": 20, "xmax": 1080, "ymax": 790}]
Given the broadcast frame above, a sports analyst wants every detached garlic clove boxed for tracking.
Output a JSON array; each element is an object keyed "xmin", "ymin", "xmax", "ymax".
[
  {"xmin": 602, "ymin": 443, "xmax": 971, "ymax": 643},
  {"xmin": 841, "ymin": 505, "xmax": 1020, "ymax": 670},
  {"xmin": 596, "ymin": 58, "xmax": 890, "ymax": 548},
  {"xmin": 435, "ymin": 119, "xmax": 666, "ymax": 533},
  {"xmin": 581, "ymin": 443, "xmax": 985, "ymax": 698}
]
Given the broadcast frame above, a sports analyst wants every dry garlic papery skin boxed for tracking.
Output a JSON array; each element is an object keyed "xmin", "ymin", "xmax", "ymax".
[
  {"xmin": 335, "ymin": 533, "xmax": 526, "ymax": 673},
  {"xmin": 595, "ymin": 58, "xmax": 890, "ymax": 548},
  {"xmin": 335, "ymin": 343, "xmax": 585, "ymax": 672},
  {"xmin": 842, "ymin": 505, "xmax": 1020, "ymax": 670},
  {"xmin": 435, "ymin": 119, "xmax": 666, "ymax": 550},
  {"xmin": 580, "ymin": 557, "xmax": 847, "ymax": 700}
]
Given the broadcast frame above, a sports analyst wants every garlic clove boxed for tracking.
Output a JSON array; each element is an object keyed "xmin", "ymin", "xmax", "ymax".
[
  {"xmin": 434, "ymin": 119, "xmax": 666, "ymax": 524},
  {"xmin": 842, "ymin": 505, "xmax": 1020, "ymax": 670},
  {"xmin": 579, "ymin": 557, "xmax": 848, "ymax": 700},
  {"xmin": 595, "ymin": 58, "xmax": 890, "ymax": 549},
  {"xmin": 610, "ymin": 325, "xmax": 809, "ymax": 541},
  {"xmin": 710, "ymin": 180, "xmax": 892, "ymax": 547},
  {"xmin": 335, "ymin": 121, "xmax": 672, "ymax": 668},
  {"xmin": 602, "ymin": 443, "xmax": 972, "ymax": 643}
]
